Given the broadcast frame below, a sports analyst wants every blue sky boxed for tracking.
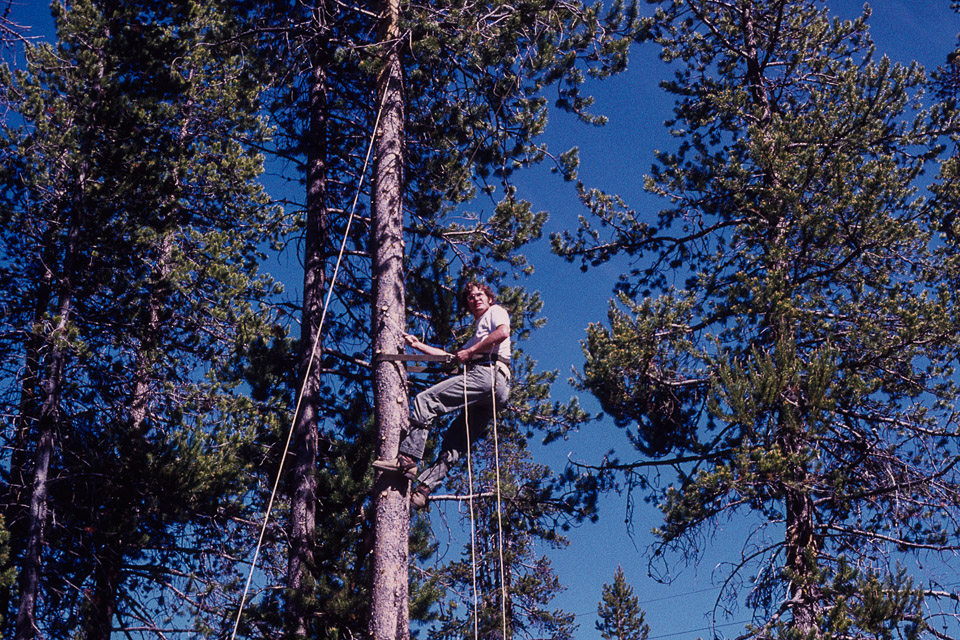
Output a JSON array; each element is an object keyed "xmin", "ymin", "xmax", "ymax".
[{"xmin": 7, "ymin": 1, "xmax": 960, "ymax": 639}]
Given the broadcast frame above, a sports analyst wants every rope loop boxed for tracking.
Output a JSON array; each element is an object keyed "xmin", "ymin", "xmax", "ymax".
[
  {"xmin": 490, "ymin": 363, "xmax": 508, "ymax": 639},
  {"xmin": 463, "ymin": 361, "xmax": 508, "ymax": 639}
]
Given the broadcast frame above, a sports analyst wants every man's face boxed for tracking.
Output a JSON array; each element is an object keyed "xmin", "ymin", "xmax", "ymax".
[{"xmin": 465, "ymin": 286, "xmax": 491, "ymax": 318}]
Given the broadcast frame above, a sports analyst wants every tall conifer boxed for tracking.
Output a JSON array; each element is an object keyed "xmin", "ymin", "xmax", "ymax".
[
  {"xmin": 596, "ymin": 566, "xmax": 649, "ymax": 640},
  {"xmin": 555, "ymin": 1, "xmax": 960, "ymax": 637},
  {"xmin": 229, "ymin": 0, "xmax": 639, "ymax": 637}
]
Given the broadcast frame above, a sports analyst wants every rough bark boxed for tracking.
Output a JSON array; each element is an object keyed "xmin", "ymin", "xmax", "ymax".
[
  {"xmin": 781, "ymin": 426, "xmax": 820, "ymax": 635},
  {"xmin": 368, "ymin": 0, "xmax": 409, "ymax": 635},
  {"xmin": 784, "ymin": 481, "xmax": 819, "ymax": 631},
  {"xmin": 1, "ymin": 269, "xmax": 52, "ymax": 626},
  {"xmin": 286, "ymin": 29, "xmax": 330, "ymax": 639},
  {"xmin": 14, "ymin": 406, "xmax": 56, "ymax": 640}
]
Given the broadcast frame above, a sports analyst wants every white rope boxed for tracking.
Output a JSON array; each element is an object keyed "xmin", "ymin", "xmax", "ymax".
[
  {"xmin": 489, "ymin": 363, "xmax": 508, "ymax": 639},
  {"xmin": 462, "ymin": 365, "xmax": 480, "ymax": 640},
  {"xmin": 229, "ymin": 92, "xmax": 389, "ymax": 640},
  {"xmin": 460, "ymin": 360, "xmax": 509, "ymax": 639}
]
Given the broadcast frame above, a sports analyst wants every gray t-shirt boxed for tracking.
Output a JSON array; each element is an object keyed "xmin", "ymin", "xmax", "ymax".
[{"xmin": 463, "ymin": 304, "xmax": 510, "ymax": 361}]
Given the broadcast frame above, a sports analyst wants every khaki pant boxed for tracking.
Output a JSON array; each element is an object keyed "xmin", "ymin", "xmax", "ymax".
[{"xmin": 398, "ymin": 362, "xmax": 510, "ymax": 490}]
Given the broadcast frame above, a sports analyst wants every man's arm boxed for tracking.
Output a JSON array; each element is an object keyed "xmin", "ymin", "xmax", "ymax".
[
  {"xmin": 455, "ymin": 323, "xmax": 509, "ymax": 364},
  {"xmin": 404, "ymin": 333, "xmax": 451, "ymax": 358}
]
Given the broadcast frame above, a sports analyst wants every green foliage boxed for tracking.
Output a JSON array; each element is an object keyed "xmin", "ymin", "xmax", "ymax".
[
  {"xmin": 580, "ymin": 293, "xmax": 703, "ymax": 456},
  {"xmin": 0, "ymin": 516, "xmax": 15, "ymax": 628},
  {"xmin": 818, "ymin": 560, "xmax": 926, "ymax": 640}
]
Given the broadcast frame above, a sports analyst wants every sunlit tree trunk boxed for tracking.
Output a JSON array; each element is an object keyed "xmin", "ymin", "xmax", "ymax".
[{"xmin": 368, "ymin": 0, "xmax": 409, "ymax": 635}]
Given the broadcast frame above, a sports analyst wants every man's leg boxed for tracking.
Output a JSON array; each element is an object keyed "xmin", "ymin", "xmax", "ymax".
[
  {"xmin": 415, "ymin": 364, "xmax": 509, "ymax": 491},
  {"xmin": 374, "ymin": 373, "xmax": 468, "ymax": 478},
  {"xmin": 415, "ymin": 404, "xmax": 490, "ymax": 491},
  {"xmin": 398, "ymin": 373, "xmax": 466, "ymax": 460}
]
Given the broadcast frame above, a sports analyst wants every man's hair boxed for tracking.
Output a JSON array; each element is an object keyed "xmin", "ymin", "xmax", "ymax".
[{"xmin": 461, "ymin": 281, "xmax": 496, "ymax": 308}]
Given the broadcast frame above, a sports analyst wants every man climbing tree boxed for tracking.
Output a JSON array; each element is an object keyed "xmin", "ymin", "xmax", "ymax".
[{"xmin": 373, "ymin": 281, "xmax": 511, "ymax": 510}]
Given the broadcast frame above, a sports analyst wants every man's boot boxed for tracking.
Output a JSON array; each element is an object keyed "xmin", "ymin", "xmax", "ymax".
[
  {"xmin": 410, "ymin": 485, "xmax": 431, "ymax": 510},
  {"xmin": 372, "ymin": 453, "xmax": 418, "ymax": 480}
]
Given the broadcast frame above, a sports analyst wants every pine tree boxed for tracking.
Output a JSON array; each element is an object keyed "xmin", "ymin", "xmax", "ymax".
[
  {"xmin": 0, "ymin": 0, "xmax": 282, "ymax": 636},
  {"xmin": 554, "ymin": 1, "xmax": 960, "ymax": 637},
  {"xmin": 596, "ymin": 566, "xmax": 649, "ymax": 640}
]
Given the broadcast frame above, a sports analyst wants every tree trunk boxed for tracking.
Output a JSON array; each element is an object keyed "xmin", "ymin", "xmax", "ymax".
[
  {"xmin": 81, "ymin": 542, "xmax": 122, "ymax": 640},
  {"xmin": 1, "ymin": 271, "xmax": 52, "ymax": 631},
  {"xmin": 286, "ymin": 28, "xmax": 330, "ymax": 639},
  {"xmin": 782, "ymin": 429, "xmax": 820, "ymax": 635},
  {"xmin": 368, "ymin": 0, "xmax": 409, "ymax": 636},
  {"xmin": 15, "ymin": 215, "xmax": 78, "ymax": 640},
  {"xmin": 14, "ymin": 401, "xmax": 56, "ymax": 640}
]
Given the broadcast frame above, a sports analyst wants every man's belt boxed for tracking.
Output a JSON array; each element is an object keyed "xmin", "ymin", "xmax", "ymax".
[
  {"xmin": 374, "ymin": 352, "xmax": 510, "ymax": 372},
  {"xmin": 468, "ymin": 354, "xmax": 509, "ymax": 366}
]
